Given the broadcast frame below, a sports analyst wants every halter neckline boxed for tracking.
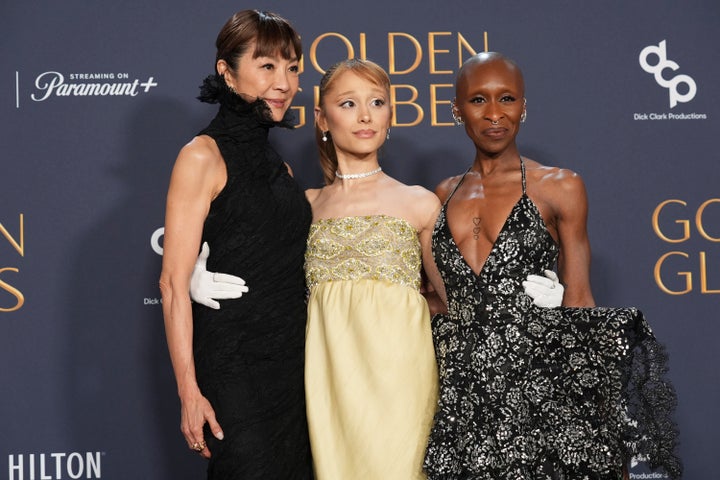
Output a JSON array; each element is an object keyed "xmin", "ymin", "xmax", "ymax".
[{"xmin": 444, "ymin": 157, "xmax": 526, "ymax": 207}]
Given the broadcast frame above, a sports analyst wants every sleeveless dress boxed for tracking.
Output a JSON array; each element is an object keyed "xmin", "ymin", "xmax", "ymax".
[
  {"xmin": 423, "ymin": 160, "xmax": 682, "ymax": 480},
  {"xmin": 304, "ymin": 215, "xmax": 438, "ymax": 479},
  {"xmin": 191, "ymin": 75, "xmax": 313, "ymax": 479}
]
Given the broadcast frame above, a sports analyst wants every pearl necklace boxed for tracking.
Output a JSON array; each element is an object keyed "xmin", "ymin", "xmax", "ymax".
[{"xmin": 335, "ymin": 166, "xmax": 382, "ymax": 180}]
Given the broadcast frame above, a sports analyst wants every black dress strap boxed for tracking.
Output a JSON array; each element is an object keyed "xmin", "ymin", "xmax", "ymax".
[
  {"xmin": 448, "ymin": 159, "xmax": 526, "ymax": 206},
  {"xmin": 444, "ymin": 166, "xmax": 472, "ymax": 207}
]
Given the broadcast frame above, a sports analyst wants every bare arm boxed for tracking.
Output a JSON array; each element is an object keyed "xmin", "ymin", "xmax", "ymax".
[
  {"xmin": 434, "ymin": 176, "xmax": 458, "ymax": 204},
  {"xmin": 417, "ymin": 191, "xmax": 447, "ymax": 311},
  {"xmin": 418, "ymin": 176, "xmax": 466, "ymax": 314},
  {"xmin": 552, "ymin": 172, "xmax": 595, "ymax": 307},
  {"xmin": 159, "ymin": 137, "xmax": 225, "ymax": 456}
]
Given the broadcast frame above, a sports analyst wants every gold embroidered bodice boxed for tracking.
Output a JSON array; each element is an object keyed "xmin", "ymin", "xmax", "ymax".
[{"xmin": 305, "ymin": 215, "xmax": 421, "ymax": 290}]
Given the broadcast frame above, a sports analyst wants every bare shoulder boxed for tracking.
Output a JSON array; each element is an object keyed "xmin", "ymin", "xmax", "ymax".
[
  {"xmin": 400, "ymin": 182, "xmax": 438, "ymax": 201},
  {"xmin": 168, "ymin": 135, "xmax": 226, "ymax": 201},
  {"xmin": 387, "ymin": 178, "xmax": 440, "ymax": 209},
  {"xmin": 524, "ymin": 158, "xmax": 586, "ymax": 196},
  {"xmin": 305, "ymin": 187, "xmax": 323, "ymax": 204},
  {"xmin": 387, "ymin": 180, "xmax": 440, "ymax": 229},
  {"xmin": 176, "ymin": 135, "xmax": 223, "ymax": 171},
  {"xmin": 434, "ymin": 173, "xmax": 467, "ymax": 203},
  {"xmin": 524, "ymin": 159, "xmax": 588, "ymax": 223}
]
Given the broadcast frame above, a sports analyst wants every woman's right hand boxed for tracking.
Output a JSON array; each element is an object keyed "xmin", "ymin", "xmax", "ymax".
[
  {"xmin": 190, "ymin": 242, "xmax": 249, "ymax": 309},
  {"xmin": 180, "ymin": 390, "xmax": 224, "ymax": 459}
]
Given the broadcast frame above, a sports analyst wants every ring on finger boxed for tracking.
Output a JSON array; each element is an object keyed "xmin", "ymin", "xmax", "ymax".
[{"xmin": 190, "ymin": 440, "xmax": 206, "ymax": 452}]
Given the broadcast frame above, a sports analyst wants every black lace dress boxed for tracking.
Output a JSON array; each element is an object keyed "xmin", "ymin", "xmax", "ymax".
[
  {"xmin": 190, "ymin": 75, "xmax": 313, "ymax": 479},
  {"xmin": 423, "ymin": 160, "xmax": 681, "ymax": 480}
]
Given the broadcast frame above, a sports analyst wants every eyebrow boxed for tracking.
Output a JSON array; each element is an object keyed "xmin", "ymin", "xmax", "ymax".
[
  {"xmin": 256, "ymin": 54, "xmax": 299, "ymax": 63},
  {"xmin": 334, "ymin": 88, "xmax": 387, "ymax": 97}
]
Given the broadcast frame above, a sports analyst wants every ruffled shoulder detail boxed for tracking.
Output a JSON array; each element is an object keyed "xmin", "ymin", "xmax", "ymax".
[{"xmin": 197, "ymin": 74, "xmax": 295, "ymax": 129}]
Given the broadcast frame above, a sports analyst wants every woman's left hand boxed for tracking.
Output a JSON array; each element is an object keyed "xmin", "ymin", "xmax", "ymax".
[{"xmin": 522, "ymin": 270, "xmax": 564, "ymax": 307}]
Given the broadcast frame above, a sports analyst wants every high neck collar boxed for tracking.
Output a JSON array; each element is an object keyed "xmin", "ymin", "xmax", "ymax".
[{"xmin": 197, "ymin": 74, "xmax": 295, "ymax": 130}]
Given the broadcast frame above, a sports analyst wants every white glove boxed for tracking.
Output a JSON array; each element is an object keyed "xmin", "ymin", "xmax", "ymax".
[
  {"xmin": 190, "ymin": 242, "xmax": 249, "ymax": 310},
  {"xmin": 522, "ymin": 269, "xmax": 564, "ymax": 308}
]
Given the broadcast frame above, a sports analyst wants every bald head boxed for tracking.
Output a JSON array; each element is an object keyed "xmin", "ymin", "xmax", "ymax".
[{"xmin": 457, "ymin": 52, "xmax": 525, "ymax": 96}]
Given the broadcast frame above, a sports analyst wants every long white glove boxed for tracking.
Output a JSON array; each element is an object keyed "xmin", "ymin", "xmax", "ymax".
[
  {"xmin": 522, "ymin": 270, "xmax": 564, "ymax": 308},
  {"xmin": 190, "ymin": 242, "xmax": 248, "ymax": 309}
]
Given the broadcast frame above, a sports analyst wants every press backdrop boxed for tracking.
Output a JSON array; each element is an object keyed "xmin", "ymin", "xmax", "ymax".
[{"xmin": 2, "ymin": 1, "xmax": 718, "ymax": 478}]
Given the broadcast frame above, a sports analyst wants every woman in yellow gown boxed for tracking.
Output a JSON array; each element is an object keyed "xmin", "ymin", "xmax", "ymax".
[{"xmin": 302, "ymin": 59, "xmax": 445, "ymax": 479}]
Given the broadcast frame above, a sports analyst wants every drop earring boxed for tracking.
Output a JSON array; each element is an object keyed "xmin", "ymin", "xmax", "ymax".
[
  {"xmin": 451, "ymin": 100, "xmax": 464, "ymax": 126},
  {"xmin": 520, "ymin": 98, "xmax": 527, "ymax": 123},
  {"xmin": 322, "ymin": 131, "xmax": 328, "ymax": 142},
  {"xmin": 386, "ymin": 128, "xmax": 390, "ymax": 140}
]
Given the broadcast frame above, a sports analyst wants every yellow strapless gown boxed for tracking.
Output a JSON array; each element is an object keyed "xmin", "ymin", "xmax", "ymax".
[{"xmin": 304, "ymin": 215, "xmax": 438, "ymax": 480}]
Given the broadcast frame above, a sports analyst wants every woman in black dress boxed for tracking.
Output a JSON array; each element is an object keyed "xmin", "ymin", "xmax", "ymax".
[
  {"xmin": 159, "ymin": 10, "xmax": 313, "ymax": 479},
  {"xmin": 422, "ymin": 52, "xmax": 682, "ymax": 480}
]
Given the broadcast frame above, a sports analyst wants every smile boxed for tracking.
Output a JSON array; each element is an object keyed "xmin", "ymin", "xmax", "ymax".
[{"xmin": 264, "ymin": 99, "xmax": 286, "ymax": 109}]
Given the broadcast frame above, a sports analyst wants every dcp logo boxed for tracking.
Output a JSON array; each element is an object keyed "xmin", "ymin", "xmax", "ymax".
[{"xmin": 639, "ymin": 40, "xmax": 696, "ymax": 108}]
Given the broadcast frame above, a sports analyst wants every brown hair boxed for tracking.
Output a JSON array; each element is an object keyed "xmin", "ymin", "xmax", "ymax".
[
  {"xmin": 315, "ymin": 58, "xmax": 391, "ymax": 185},
  {"xmin": 215, "ymin": 10, "xmax": 302, "ymax": 73}
]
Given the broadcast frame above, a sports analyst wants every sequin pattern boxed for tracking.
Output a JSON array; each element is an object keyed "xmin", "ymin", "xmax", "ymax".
[
  {"xmin": 423, "ymin": 163, "xmax": 681, "ymax": 480},
  {"xmin": 305, "ymin": 215, "xmax": 421, "ymax": 290}
]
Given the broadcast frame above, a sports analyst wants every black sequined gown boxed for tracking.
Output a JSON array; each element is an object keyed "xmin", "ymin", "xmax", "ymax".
[
  {"xmin": 423, "ymin": 160, "xmax": 681, "ymax": 480},
  {"xmin": 190, "ymin": 76, "xmax": 313, "ymax": 479}
]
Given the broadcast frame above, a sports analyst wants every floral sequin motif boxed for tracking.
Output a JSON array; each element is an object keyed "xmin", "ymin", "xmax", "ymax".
[
  {"xmin": 305, "ymin": 215, "xmax": 421, "ymax": 290},
  {"xmin": 329, "ymin": 216, "xmax": 374, "ymax": 238},
  {"xmin": 423, "ymin": 163, "xmax": 681, "ymax": 480}
]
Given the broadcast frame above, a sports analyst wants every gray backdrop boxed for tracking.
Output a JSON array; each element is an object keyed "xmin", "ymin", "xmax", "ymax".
[{"xmin": 2, "ymin": 1, "xmax": 718, "ymax": 478}]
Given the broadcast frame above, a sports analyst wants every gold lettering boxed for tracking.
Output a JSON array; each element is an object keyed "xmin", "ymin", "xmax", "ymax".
[
  {"xmin": 387, "ymin": 33, "xmax": 422, "ymax": 75},
  {"xmin": 0, "ymin": 214, "xmax": 24, "ymax": 256},
  {"xmin": 654, "ymin": 251, "xmax": 692, "ymax": 295},
  {"xmin": 700, "ymin": 251, "xmax": 720, "ymax": 293},
  {"xmin": 359, "ymin": 33, "xmax": 367, "ymax": 60},
  {"xmin": 428, "ymin": 32, "xmax": 453, "ymax": 74},
  {"xmin": 310, "ymin": 33, "xmax": 355, "ymax": 74},
  {"xmin": 430, "ymin": 83, "xmax": 455, "ymax": 126},
  {"xmin": 391, "ymin": 85, "xmax": 423, "ymax": 127},
  {"xmin": 0, "ymin": 267, "xmax": 25, "ymax": 312},
  {"xmin": 652, "ymin": 199, "xmax": 690, "ymax": 243},
  {"xmin": 696, "ymin": 198, "xmax": 720, "ymax": 242},
  {"xmin": 313, "ymin": 85, "xmax": 320, "ymax": 108},
  {"xmin": 457, "ymin": 32, "xmax": 484, "ymax": 67},
  {"xmin": 290, "ymin": 105, "xmax": 306, "ymax": 128}
]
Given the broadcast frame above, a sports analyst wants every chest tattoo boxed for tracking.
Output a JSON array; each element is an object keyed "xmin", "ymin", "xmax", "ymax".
[{"xmin": 472, "ymin": 217, "xmax": 481, "ymax": 240}]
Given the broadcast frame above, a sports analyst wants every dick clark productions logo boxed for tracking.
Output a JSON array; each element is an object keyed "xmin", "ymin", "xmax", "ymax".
[{"xmin": 639, "ymin": 40, "xmax": 696, "ymax": 108}]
